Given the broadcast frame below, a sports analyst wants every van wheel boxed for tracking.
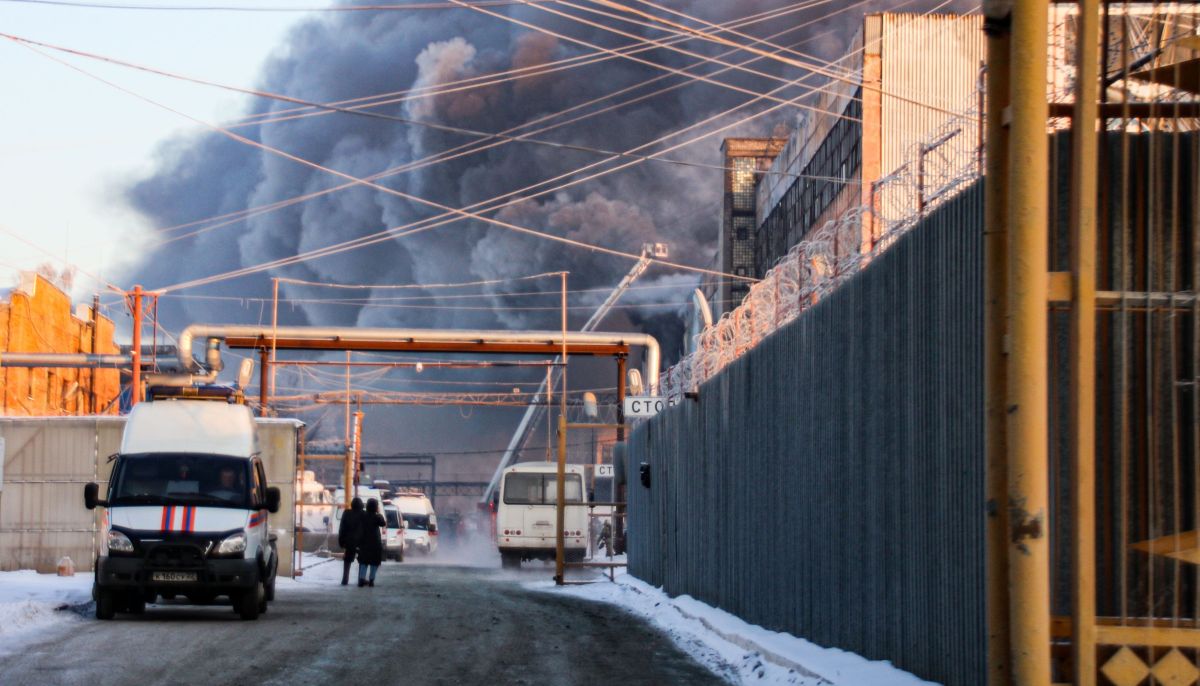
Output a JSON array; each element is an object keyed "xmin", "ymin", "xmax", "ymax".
[
  {"xmin": 257, "ymin": 583, "xmax": 268, "ymax": 615},
  {"xmin": 95, "ymin": 588, "xmax": 117, "ymax": 620},
  {"xmin": 264, "ymin": 574, "xmax": 276, "ymax": 602},
  {"xmin": 236, "ymin": 582, "xmax": 262, "ymax": 621}
]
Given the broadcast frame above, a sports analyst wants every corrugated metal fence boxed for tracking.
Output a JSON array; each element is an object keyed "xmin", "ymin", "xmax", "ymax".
[
  {"xmin": 624, "ymin": 183, "xmax": 985, "ymax": 686},
  {"xmin": 0, "ymin": 416, "xmax": 303, "ymax": 575}
]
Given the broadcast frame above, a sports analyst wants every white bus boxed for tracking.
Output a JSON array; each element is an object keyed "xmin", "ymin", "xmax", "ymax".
[{"xmin": 496, "ymin": 462, "xmax": 588, "ymax": 569}]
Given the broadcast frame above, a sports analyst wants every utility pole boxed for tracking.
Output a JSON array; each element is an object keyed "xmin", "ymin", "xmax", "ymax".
[{"xmin": 128, "ymin": 285, "xmax": 144, "ymax": 407}]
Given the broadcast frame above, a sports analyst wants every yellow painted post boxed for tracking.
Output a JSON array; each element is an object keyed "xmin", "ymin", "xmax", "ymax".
[
  {"xmin": 343, "ymin": 448, "xmax": 353, "ymax": 510},
  {"xmin": 983, "ymin": 3, "xmax": 1012, "ymax": 682},
  {"xmin": 1006, "ymin": 0, "xmax": 1052, "ymax": 682},
  {"xmin": 1070, "ymin": 0, "xmax": 1101, "ymax": 681},
  {"xmin": 555, "ymin": 413, "xmax": 567, "ymax": 585}
]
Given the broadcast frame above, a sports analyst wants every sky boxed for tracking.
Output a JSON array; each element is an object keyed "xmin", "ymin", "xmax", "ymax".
[
  {"xmin": 0, "ymin": 0, "xmax": 882, "ymax": 461},
  {"xmin": 0, "ymin": 0, "xmax": 320, "ymax": 293}
]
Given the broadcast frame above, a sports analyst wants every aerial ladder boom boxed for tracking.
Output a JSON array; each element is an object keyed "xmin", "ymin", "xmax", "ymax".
[{"xmin": 479, "ymin": 243, "xmax": 666, "ymax": 505}]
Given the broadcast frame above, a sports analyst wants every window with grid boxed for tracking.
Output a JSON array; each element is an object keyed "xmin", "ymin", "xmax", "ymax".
[{"xmin": 731, "ymin": 157, "xmax": 757, "ymax": 212}]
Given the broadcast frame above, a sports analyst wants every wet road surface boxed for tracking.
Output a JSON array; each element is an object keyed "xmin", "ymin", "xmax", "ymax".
[{"xmin": 1, "ymin": 561, "xmax": 726, "ymax": 686}]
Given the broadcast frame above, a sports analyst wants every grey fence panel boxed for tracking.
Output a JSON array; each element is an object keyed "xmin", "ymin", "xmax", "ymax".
[{"xmin": 625, "ymin": 183, "xmax": 985, "ymax": 686}]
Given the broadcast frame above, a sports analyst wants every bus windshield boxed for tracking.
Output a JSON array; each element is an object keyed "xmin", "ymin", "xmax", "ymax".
[
  {"xmin": 502, "ymin": 473, "xmax": 584, "ymax": 505},
  {"xmin": 110, "ymin": 454, "xmax": 253, "ymax": 508}
]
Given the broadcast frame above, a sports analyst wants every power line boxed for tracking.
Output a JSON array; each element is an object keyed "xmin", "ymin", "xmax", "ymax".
[
  {"xmin": 10, "ymin": 39, "xmax": 756, "ymax": 290},
  {"xmin": 1, "ymin": 31, "xmax": 856, "ymax": 192},
  {"xmin": 150, "ymin": 0, "xmax": 858, "ymax": 245},
  {"xmin": 1, "ymin": 0, "xmax": 553, "ymax": 10},
  {"xmin": 226, "ymin": 0, "xmax": 826, "ymax": 129}
]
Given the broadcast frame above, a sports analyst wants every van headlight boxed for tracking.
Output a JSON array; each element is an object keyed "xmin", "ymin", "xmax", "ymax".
[
  {"xmin": 215, "ymin": 532, "xmax": 247, "ymax": 556},
  {"xmin": 107, "ymin": 530, "xmax": 134, "ymax": 553}
]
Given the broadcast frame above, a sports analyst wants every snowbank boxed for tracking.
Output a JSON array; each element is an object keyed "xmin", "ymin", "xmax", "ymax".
[
  {"xmin": 0, "ymin": 570, "xmax": 93, "ymax": 656},
  {"xmin": 529, "ymin": 567, "xmax": 939, "ymax": 686}
]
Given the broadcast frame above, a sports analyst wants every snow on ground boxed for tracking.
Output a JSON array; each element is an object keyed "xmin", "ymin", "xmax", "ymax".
[
  {"xmin": 529, "ymin": 565, "xmax": 940, "ymax": 686},
  {"xmin": 0, "ymin": 569, "xmax": 93, "ymax": 656}
]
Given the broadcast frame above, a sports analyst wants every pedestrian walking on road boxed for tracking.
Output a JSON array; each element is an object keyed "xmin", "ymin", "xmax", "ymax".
[
  {"xmin": 357, "ymin": 498, "xmax": 387, "ymax": 587},
  {"xmin": 338, "ymin": 497, "xmax": 365, "ymax": 586}
]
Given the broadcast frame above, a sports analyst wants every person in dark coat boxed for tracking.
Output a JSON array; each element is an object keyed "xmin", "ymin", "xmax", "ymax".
[
  {"xmin": 357, "ymin": 498, "xmax": 387, "ymax": 587},
  {"xmin": 338, "ymin": 497, "xmax": 365, "ymax": 586}
]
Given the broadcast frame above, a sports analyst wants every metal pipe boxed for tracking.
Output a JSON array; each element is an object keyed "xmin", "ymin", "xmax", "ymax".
[
  {"xmin": 982, "ymin": 2, "xmax": 1012, "ymax": 683},
  {"xmin": 259, "ymin": 348, "xmax": 269, "ymax": 417},
  {"xmin": 130, "ymin": 285, "xmax": 143, "ymax": 406},
  {"xmin": 1070, "ymin": 0, "xmax": 1101, "ymax": 680},
  {"xmin": 142, "ymin": 371, "xmax": 219, "ymax": 387},
  {"xmin": 555, "ymin": 412, "xmax": 567, "ymax": 585},
  {"xmin": 0, "ymin": 353, "xmax": 133, "ymax": 368},
  {"xmin": 1006, "ymin": 0, "xmax": 1052, "ymax": 681},
  {"xmin": 176, "ymin": 324, "xmax": 660, "ymax": 390},
  {"xmin": 90, "ymin": 294, "xmax": 100, "ymax": 413}
]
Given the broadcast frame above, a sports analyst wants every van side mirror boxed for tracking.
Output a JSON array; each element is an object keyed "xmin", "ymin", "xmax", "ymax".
[
  {"xmin": 83, "ymin": 482, "xmax": 106, "ymax": 510},
  {"xmin": 265, "ymin": 487, "xmax": 281, "ymax": 514}
]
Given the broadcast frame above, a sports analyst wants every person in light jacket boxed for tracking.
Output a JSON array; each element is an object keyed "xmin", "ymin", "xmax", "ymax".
[
  {"xmin": 338, "ymin": 497, "xmax": 364, "ymax": 586},
  {"xmin": 357, "ymin": 498, "xmax": 387, "ymax": 587}
]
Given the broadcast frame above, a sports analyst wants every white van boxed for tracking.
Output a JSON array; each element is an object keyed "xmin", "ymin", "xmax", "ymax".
[
  {"xmin": 295, "ymin": 469, "xmax": 337, "ymax": 534},
  {"xmin": 496, "ymin": 462, "xmax": 588, "ymax": 568},
  {"xmin": 382, "ymin": 502, "xmax": 406, "ymax": 561},
  {"xmin": 84, "ymin": 399, "xmax": 281, "ymax": 621},
  {"xmin": 394, "ymin": 491, "xmax": 438, "ymax": 554}
]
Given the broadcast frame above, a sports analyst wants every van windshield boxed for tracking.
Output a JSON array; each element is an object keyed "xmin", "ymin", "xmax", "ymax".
[
  {"xmin": 110, "ymin": 454, "xmax": 253, "ymax": 508},
  {"xmin": 403, "ymin": 513, "xmax": 430, "ymax": 531},
  {"xmin": 385, "ymin": 510, "xmax": 402, "ymax": 529},
  {"xmin": 502, "ymin": 473, "xmax": 584, "ymax": 505}
]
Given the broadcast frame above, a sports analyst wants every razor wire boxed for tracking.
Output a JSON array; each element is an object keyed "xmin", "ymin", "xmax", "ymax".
[{"xmin": 662, "ymin": 90, "xmax": 985, "ymax": 401}]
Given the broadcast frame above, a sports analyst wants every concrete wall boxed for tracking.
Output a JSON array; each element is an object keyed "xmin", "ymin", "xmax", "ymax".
[
  {"xmin": 0, "ymin": 414, "xmax": 303, "ymax": 576},
  {"xmin": 0, "ymin": 273, "xmax": 121, "ymax": 417}
]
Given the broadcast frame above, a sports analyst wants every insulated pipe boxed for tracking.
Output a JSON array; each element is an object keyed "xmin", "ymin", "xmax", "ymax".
[
  {"xmin": 1006, "ymin": 0, "xmax": 1052, "ymax": 681},
  {"xmin": 0, "ymin": 353, "xmax": 132, "ymax": 368},
  {"xmin": 982, "ymin": 3, "xmax": 1012, "ymax": 683},
  {"xmin": 176, "ymin": 324, "xmax": 661, "ymax": 394},
  {"xmin": 1069, "ymin": 0, "xmax": 1101, "ymax": 681},
  {"xmin": 142, "ymin": 371, "xmax": 220, "ymax": 387}
]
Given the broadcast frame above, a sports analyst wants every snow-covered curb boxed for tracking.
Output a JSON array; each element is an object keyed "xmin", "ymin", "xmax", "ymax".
[
  {"xmin": 0, "ymin": 570, "xmax": 93, "ymax": 656},
  {"xmin": 527, "ymin": 568, "xmax": 939, "ymax": 686}
]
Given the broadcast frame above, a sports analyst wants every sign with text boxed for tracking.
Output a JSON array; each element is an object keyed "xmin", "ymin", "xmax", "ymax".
[
  {"xmin": 622, "ymin": 396, "xmax": 674, "ymax": 418},
  {"xmin": 595, "ymin": 464, "xmax": 614, "ymax": 478}
]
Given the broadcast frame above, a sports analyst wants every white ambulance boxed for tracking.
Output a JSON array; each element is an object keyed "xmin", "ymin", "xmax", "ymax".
[
  {"xmin": 495, "ymin": 462, "xmax": 588, "ymax": 568},
  {"xmin": 84, "ymin": 398, "xmax": 281, "ymax": 620},
  {"xmin": 394, "ymin": 490, "xmax": 439, "ymax": 555}
]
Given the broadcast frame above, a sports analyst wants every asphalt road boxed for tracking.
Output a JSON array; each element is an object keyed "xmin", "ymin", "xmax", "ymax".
[{"xmin": 1, "ymin": 561, "xmax": 727, "ymax": 686}]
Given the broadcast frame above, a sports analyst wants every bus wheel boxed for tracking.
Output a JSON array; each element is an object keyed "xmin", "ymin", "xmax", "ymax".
[{"xmin": 501, "ymin": 552, "xmax": 520, "ymax": 569}]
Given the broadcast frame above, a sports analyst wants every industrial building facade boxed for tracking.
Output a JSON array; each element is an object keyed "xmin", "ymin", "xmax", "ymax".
[
  {"xmin": 717, "ymin": 137, "xmax": 785, "ymax": 313},
  {"xmin": 714, "ymin": 14, "xmax": 985, "ymax": 316},
  {"xmin": 0, "ymin": 273, "xmax": 120, "ymax": 416}
]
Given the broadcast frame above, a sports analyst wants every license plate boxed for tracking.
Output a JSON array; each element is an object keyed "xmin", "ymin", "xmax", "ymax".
[{"xmin": 151, "ymin": 571, "xmax": 197, "ymax": 582}]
